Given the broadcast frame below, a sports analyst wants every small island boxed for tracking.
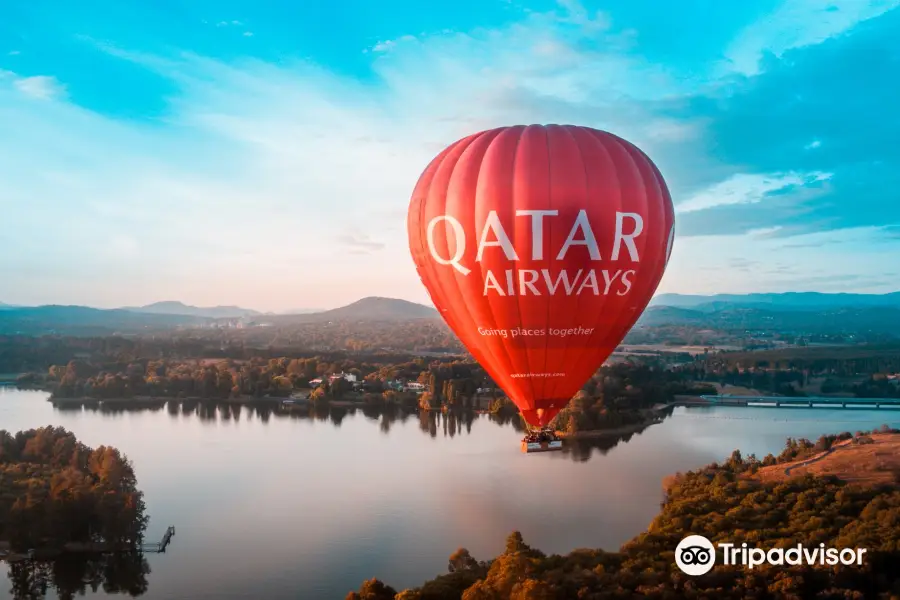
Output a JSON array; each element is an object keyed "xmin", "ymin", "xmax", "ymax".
[
  {"xmin": 348, "ymin": 427, "xmax": 900, "ymax": 599},
  {"xmin": 0, "ymin": 426, "xmax": 148, "ymax": 559}
]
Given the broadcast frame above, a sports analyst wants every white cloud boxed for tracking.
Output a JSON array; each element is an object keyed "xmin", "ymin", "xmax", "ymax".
[
  {"xmin": 554, "ymin": 0, "xmax": 612, "ymax": 31},
  {"xmin": 746, "ymin": 226, "xmax": 784, "ymax": 237},
  {"xmin": 336, "ymin": 228, "xmax": 386, "ymax": 254},
  {"xmin": 659, "ymin": 225, "xmax": 900, "ymax": 295},
  {"xmin": 243, "ymin": 32, "xmax": 253, "ymax": 37},
  {"xmin": 370, "ymin": 35, "xmax": 416, "ymax": 53},
  {"xmin": 7, "ymin": 50, "xmax": 20, "ymax": 56},
  {"xmin": 675, "ymin": 171, "xmax": 832, "ymax": 214},
  {"xmin": 643, "ymin": 119, "xmax": 699, "ymax": 143},
  {"xmin": 371, "ymin": 40, "xmax": 396, "ymax": 53},
  {"xmin": 0, "ymin": 1, "xmax": 890, "ymax": 309},
  {"xmin": 13, "ymin": 75, "xmax": 66, "ymax": 100},
  {"xmin": 724, "ymin": 0, "xmax": 900, "ymax": 75}
]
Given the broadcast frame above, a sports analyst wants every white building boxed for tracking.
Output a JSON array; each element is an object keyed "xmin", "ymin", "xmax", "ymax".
[{"xmin": 312, "ymin": 372, "xmax": 358, "ymax": 386}]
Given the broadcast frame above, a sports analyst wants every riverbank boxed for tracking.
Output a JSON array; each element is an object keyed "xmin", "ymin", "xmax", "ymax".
[
  {"xmin": 47, "ymin": 395, "xmax": 427, "ymax": 412},
  {"xmin": 48, "ymin": 394, "xmax": 289, "ymax": 405},
  {"xmin": 1, "ymin": 541, "xmax": 92, "ymax": 563},
  {"xmin": 0, "ymin": 541, "xmax": 17, "ymax": 561},
  {"xmin": 44, "ymin": 393, "xmax": 672, "ymax": 436},
  {"xmin": 0, "ymin": 539, "xmax": 153, "ymax": 563},
  {"xmin": 558, "ymin": 402, "xmax": 673, "ymax": 439},
  {"xmin": 557, "ymin": 417, "xmax": 664, "ymax": 439}
]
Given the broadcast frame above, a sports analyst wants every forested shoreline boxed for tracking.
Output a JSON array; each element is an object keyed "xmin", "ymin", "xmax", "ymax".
[
  {"xmin": 6, "ymin": 329, "xmax": 900, "ymax": 440},
  {"xmin": 348, "ymin": 428, "xmax": 900, "ymax": 599},
  {"xmin": 15, "ymin": 354, "xmax": 713, "ymax": 436}
]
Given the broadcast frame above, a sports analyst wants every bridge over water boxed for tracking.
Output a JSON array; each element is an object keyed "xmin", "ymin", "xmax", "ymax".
[{"xmin": 682, "ymin": 395, "xmax": 900, "ymax": 410}]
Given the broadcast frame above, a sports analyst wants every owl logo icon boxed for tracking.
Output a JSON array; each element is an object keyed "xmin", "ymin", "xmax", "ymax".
[{"xmin": 675, "ymin": 535, "xmax": 716, "ymax": 575}]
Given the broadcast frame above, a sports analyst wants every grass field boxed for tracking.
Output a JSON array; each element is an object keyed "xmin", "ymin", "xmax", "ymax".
[
  {"xmin": 720, "ymin": 343, "xmax": 900, "ymax": 364},
  {"xmin": 712, "ymin": 382, "xmax": 767, "ymax": 396},
  {"xmin": 618, "ymin": 344, "xmax": 743, "ymax": 355},
  {"xmin": 755, "ymin": 433, "xmax": 900, "ymax": 487}
]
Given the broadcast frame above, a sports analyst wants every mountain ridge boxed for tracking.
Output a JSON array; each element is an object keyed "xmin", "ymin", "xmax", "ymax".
[
  {"xmin": 316, "ymin": 296, "xmax": 437, "ymax": 319},
  {"xmin": 258, "ymin": 297, "xmax": 438, "ymax": 323},
  {"xmin": 0, "ymin": 296, "xmax": 439, "ymax": 334},
  {"xmin": 6, "ymin": 291, "xmax": 900, "ymax": 315},
  {"xmin": 651, "ymin": 291, "xmax": 900, "ymax": 310},
  {"xmin": 120, "ymin": 300, "xmax": 261, "ymax": 319},
  {"xmin": 5, "ymin": 293, "xmax": 900, "ymax": 337},
  {"xmin": 0, "ymin": 304, "xmax": 211, "ymax": 335}
]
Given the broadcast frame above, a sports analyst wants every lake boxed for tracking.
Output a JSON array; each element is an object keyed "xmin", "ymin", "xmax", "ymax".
[{"xmin": 1, "ymin": 387, "xmax": 898, "ymax": 599}]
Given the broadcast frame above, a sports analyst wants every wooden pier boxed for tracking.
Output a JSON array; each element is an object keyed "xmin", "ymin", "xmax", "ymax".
[
  {"xmin": 140, "ymin": 526, "xmax": 176, "ymax": 553},
  {"xmin": 680, "ymin": 395, "xmax": 900, "ymax": 410}
]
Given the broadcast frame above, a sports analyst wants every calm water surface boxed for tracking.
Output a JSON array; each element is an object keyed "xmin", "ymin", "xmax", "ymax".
[{"xmin": 1, "ymin": 387, "xmax": 898, "ymax": 599}]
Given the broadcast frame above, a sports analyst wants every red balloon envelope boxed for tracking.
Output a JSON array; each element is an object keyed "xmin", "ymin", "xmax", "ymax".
[{"xmin": 407, "ymin": 125, "xmax": 675, "ymax": 428}]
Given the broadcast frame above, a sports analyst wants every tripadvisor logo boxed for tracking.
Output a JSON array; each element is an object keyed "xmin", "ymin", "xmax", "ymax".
[
  {"xmin": 675, "ymin": 535, "xmax": 716, "ymax": 575},
  {"xmin": 674, "ymin": 535, "xmax": 867, "ymax": 576}
]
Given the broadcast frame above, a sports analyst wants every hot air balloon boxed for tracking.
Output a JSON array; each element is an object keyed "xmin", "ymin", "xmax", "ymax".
[{"xmin": 407, "ymin": 125, "xmax": 675, "ymax": 450}]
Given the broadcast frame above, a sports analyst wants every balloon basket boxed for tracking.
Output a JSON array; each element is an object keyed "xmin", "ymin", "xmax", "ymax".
[{"xmin": 521, "ymin": 429, "xmax": 563, "ymax": 453}]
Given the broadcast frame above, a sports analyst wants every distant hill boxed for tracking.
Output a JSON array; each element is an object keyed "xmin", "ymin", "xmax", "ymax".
[
  {"xmin": 8, "ymin": 293, "xmax": 900, "ymax": 339},
  {"xmin": 0, "ymin": 297, "xmax": 437, "ymax": 335},
  {"xmin": 319, "ymin": 297, "xmax": 437, "ymax": 320},
  {"xmin": 0, "ymin": 305, "xmax": 210, "ymax": 335},
  {"xmin": 651, "ymin": 292, "xmax": 900, "ymax": 311},
  {"xmin": 637, "ymin": 304, "xmax": 900, "ymax": 335},
  {"xmin": 267, "ymin": 297, "xmax": 439, "ymax": 323},
  {"xmin": 637, "ymin": 306, "xmax": 709, "ymax": 326},
  {"xmin": 121, "ymin": 301, "xmax": 260, "ymax": 319}
]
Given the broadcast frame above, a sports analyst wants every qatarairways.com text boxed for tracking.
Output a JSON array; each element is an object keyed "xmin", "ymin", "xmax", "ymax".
[{"xmin": 510, "ymin": 372, "xmax": 566, "ymax": 378}]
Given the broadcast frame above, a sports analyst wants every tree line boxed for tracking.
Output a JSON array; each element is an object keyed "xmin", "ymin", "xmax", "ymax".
[
  {"xmin": 705, "ymin": 344, "xmax": 900, "ymax": 374},
  {"xmin": 0, "ymin": 321, "xmax": 466, "ymax": 374},
  {"xmin": 27, "ymin": 354, "xmax": 715, "ymax": 435},
  {"xmin": 9, "ymin": 331, "xmax": 900, "ymax": 425}
]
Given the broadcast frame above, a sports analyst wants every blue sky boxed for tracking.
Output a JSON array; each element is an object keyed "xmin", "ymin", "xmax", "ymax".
[{"xmin": 2, "ymin": 0, "xmax": 899, "ymax": 311}]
